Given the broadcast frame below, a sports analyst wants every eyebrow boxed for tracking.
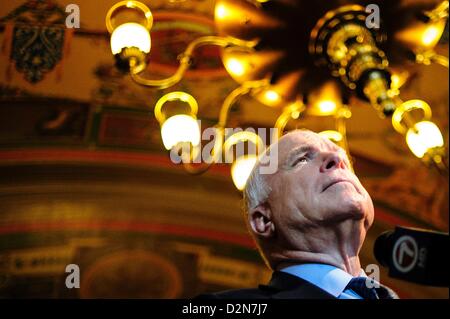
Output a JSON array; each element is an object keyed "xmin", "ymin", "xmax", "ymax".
[{"xmin": 285, "ymin": 145, "xmax": 315, "ymax": 165}]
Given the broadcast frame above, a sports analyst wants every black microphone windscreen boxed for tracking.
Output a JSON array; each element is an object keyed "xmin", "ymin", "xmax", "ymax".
[{"xmin": 373, "ymin": 230, "xmax": 393, "ymax": 267}]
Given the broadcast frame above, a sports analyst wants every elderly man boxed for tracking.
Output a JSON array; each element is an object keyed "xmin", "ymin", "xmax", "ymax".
[{"xmin": 199, "ymin": 129, "xmax": 398, "ymax": 299}]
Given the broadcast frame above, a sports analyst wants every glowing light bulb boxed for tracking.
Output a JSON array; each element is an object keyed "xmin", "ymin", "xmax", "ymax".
[
  {"xmin": 215, "ymin": 4, "xmax": 228, "ymax": 20},
  {"xmin": 421, "ymin": 25, "xmax": 440, "ymax": 47},
  {"xmin": 231, "ymin": 155, "xmax": 258, "ymax": 191},
  {"xmin": 391, "ymin": 74, "xmax": 401, "ymax": 89},
  {"xmin": 308, "ymin": 81, "xmax": 341, "ymax": 116},
  {"xmin": 317, "ymin": 100, "xmax": 337, "ymax": 115},
  {"xmin": 110, "ymin": 22, "xmax": 151, "ymax": 55},
  {"xmin": 264, "ymin": 90, "xmax": 280, "ymax": 103},
  {"xmin": 225, "ymin": 58, "xmax": 246, "ymax": 77},
  {"xmin": 160, "ymin": 114, "xmax": 200, "ymax": 150},
  {"xmin": 406, "ymin": 121, "xmax": 444, "ymax": 158},
  {"xmin": 390, "ymin": 70, "xmax": 410, "ymax": 91}
]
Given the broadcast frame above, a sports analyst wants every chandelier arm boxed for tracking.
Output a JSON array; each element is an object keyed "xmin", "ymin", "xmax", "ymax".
[
  {"xmin": 429, "ymin": 53, "xmax": 449, "ymax": 68},
  {"xmin": 392, "ymin": 99, "xmax": 427, "ymax": 135},
  {"xmin": 426, "ymin": 148, "xmax": 448, "ymax": 176},
  {"xmin": 130, "ymin": 57, "xmax": 189, "ymax": 89},
  {"xmin": 218, "ymin": 86, "xmax": 252, "ymax": 129},
  {"xmin": 181, "ymin": 80, "xmax": 268, "ymax": 174},
  {"xmin": 182, "ymin": 161, "xmax": 214, "ymax": 175},
  {"xmin": 274, "ymin": 109, "xmax": 292, "ymax": 138},
  {"xmin": 416, "ymin": 51, "xmax": 449, "ymax": 68},
  {"xmin": 438, "ymin": 155, "xmax": 448, "ymax": 174},
  {"xmin": 218, "ymin": 80, "xmax": 269, "ymax": 129},
  {"xmin": 274, "ymin": 102, "xmax": 306, "ymax": 138},
  {"xmin": 181, "ymin": 128, "xmax": 224, "ymax": 175},
  {"xmin": 177, "ymin": 142, "xmax": 213, "ymax": 175},
  {"xmin": 129, "ymin": 36, "xmax": 256, "ymax": 89},
  {"xmin": 425, "ymin": 0, "xmax": 449, "ymax": 20}
]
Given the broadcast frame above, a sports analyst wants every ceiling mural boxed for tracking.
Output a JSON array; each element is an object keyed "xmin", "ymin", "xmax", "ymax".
[
  {"xmin": 0, "ymin": 0, "xmax": 448, "ymax": 299},
  {"xmin": 0, "ymin": 227, "xmax": 269, "ymax": 298},
  {"xmin": 0, "ymin": 0, "xmax": 74, "ymax": 83}
]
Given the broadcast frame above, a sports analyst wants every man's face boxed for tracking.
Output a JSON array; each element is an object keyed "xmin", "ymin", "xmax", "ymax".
[{"xmin": 267, "ymin": 131, "xmax": 374, "ymax": 231}]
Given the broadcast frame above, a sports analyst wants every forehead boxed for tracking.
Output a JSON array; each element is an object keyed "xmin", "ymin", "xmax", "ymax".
[{"xmin": 278, "ymin": 131, "xmax": 342, "ymax": 161}]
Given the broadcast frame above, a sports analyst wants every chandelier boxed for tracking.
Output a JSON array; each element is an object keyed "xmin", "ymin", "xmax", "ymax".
[{"xmin": 105, "ymin": 0, "xmax": 449, "ymax": 190}]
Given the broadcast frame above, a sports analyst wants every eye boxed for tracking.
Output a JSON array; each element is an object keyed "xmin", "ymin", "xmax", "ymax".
[{"xmin": 292, "ymin": 155, "xmax": 309, "ymax": 166}]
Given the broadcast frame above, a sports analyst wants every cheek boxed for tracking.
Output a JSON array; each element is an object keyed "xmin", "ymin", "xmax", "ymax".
[
  {"xmin": 269, "ymin": 179, "xmax": 294, "ymax": 217},
  {"xmin": 273, "ymin": 177, "xmax": 306, "ymax": 215},
  {"xmin": 355, "ymin": 181, "xmax": 374, "ymax": 208},
  {"xmin": 364, "ymin": 192, "xmax": 375, "ymax": 223},
  {"xmin": 353, "ymin": 177, "xmax": 368, "ymax": 196},
  {"xmin": 290, "ymin": 180, "xmax": 317, "ymax": 204}
]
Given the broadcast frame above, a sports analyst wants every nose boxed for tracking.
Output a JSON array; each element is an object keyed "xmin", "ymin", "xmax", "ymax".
[{"xmin": 320, "ymin": 151, "xmax": 345, "ymax": 173}]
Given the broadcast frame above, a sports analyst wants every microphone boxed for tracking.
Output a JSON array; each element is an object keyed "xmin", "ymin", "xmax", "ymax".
[{"xmin": 374, "ymin": 226, "xmax": 449, "ymax": 287}]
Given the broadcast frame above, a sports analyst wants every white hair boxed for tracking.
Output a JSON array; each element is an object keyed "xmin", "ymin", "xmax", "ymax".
[{"xmin": 243, "ymin": 150, "xmax": 272, "ymax": 213}]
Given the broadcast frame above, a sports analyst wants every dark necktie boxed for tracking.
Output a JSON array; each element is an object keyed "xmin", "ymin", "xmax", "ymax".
[{"xmin": 346, "ymin": 277, "xmax": 379, "ymax": 300}]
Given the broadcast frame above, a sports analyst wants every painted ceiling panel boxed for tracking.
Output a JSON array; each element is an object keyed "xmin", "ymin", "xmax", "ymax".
[{"xmin": 0, "ymin": 0, "xmax": 448, "ymax": 298}]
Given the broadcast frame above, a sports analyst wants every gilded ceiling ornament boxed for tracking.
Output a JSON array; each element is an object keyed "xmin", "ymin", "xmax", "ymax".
[{"xmin": 0, "ymin": 0, "xmax": 73, "ymax": 83}]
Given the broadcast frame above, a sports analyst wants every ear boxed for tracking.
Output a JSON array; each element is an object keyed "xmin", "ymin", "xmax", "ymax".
[{"xmin": 248, "ymin": 204, "xmax": 275, "ymax": 238}]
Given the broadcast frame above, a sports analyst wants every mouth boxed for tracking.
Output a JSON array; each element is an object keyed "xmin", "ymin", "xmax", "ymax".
[{"xmin": 322, "ymin": 179, "xmax": 352, "ymax": 192}]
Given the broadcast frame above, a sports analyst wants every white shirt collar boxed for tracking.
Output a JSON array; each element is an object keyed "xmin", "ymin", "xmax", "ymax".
[{"xmin": 281, "ymin": 263, "xmax": 366, "ymax": 298}]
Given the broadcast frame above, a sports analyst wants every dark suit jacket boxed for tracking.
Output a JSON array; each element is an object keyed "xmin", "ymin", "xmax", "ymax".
[
  {"xmin": 196, "ymin": 271, "xmax": 398, "ymax": 299},
  {"xmin": 197, "ymin": 271, "xmax": 335, "ymax": 299}
]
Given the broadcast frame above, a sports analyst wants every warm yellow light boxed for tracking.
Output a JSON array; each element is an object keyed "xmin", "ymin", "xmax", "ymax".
[
  {"xmin": 223, "ymin": 131, "xmax": 264, "ymax": 190},
  {"xmin": 231, "ymin": 155, "xmax": 258, "ymax": 191},
  {"xmin": 291, "ymin": 110, "xmax": 300, "ymax": 119},
  {"xmin": 160, "ymin": 114, "xmax": 201, "ymax": 150},
  {"xmin": 215, "ymin": 4, "xmax": 228, "ymax": 20},
  {"xmin": 110, "ymin": 22, "xmax": 151, "ymax": 55},
  {"xmin": 318, "ymin": 130, "xmax": 343, "ymax": 143},
  {"xmin": 391, "ymin": 74, "xmax": 401, "ymax": 89},
  {"xmin": 225, "ymin": 58, "xmax": 246, "ymax": 77},
  {"xmin": 406, "ymin": 121, "xmax": 444, "ymax": 158},
  {"xmin": 389, "ymin": 70, "xmax": 410, "ymax": 93},
  {"xmin": 264, "ymin": 90, "xmax": 280, "ymax": 103},
  {"xmin": 308, "ymin": 81, "xmax": 342, "ymax": 116},
  {"xmin": 421, "ymin": 25, "xmax": 440, "ymax": 46},
  {"xmin": 317, "ymin": 100, "xmax": 337, "ymax": 114}
]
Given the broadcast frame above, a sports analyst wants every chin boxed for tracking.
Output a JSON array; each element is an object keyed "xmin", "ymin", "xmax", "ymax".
[
  {"xmin": 320, "ymin": 186, "xmax": 373, "ymax": 223},
  {"xmin": 335, "ymin": 193, "xmax": 367, "ymax": 220}
]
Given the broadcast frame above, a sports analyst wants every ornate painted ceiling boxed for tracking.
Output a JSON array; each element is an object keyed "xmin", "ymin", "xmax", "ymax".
[{"xmin": 0, "ymin": 0, "xmax": 448, "ymax": 298}]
